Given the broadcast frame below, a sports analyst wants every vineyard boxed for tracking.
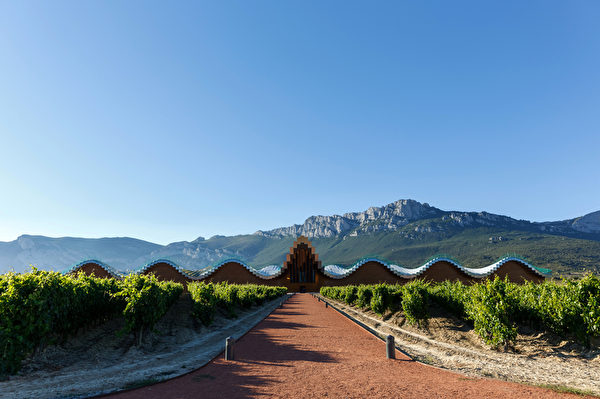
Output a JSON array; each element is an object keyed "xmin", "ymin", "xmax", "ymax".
[
  {"xmin": 0, "ymin": 270, "xmax": 286, "ymax": 376},
  {"xmin": 189, "ymin": 282, "xmax": 287, "ymax": 325},
  {"xmin": 320, "ymin": 275, "xmax": 600, "ymax": 348}
]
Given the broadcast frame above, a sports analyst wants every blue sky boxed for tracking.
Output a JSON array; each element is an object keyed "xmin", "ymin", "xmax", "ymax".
[{"xmin": 0, "ymin": 1, "xmax": 598, "ymax": 244}]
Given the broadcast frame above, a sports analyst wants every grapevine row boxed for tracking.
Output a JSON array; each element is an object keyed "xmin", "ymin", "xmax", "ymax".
[
  {"xmin": 0, "ymin": 270, "xmax": 286, "ymax": 375},
  {"xmin": 320, "ymin": 275, "xmax": 600, "ymax": 348},
  {"xmin": 188, "ymin": 282, "xmax": 287, "ymax": 325}
]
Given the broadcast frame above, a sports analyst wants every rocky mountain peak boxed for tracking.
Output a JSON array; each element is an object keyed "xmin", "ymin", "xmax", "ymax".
[
  {"xmin": 343, "ymin": 199, "xmax": 438, "ymax": 222},
  {"xmin": 254, "ymin": 199, "xmax": 443, "ymax": 238},
  {"xmin": 571, "ymin": 211, "xmax": 600, "ymax": 233},
  {"xmin": 17, "ymin": 235, "xmax": 36, "ymax": 250}
]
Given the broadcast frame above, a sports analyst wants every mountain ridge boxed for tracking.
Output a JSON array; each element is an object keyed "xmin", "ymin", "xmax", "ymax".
[
  {"xmin": 1, "ymin": 199, "xmax": 599, "ymax": 276},
  {"xmin": 254, "ymin": 199, "xmax": 600, "ymax": 240}
]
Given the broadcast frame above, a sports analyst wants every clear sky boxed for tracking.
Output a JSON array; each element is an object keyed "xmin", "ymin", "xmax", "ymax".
[{"xmin": 0, "ymin": 1, "xmax": 598, "ymax": 245}]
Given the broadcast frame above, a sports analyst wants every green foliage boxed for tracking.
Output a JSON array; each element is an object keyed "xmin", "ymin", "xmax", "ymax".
[
  {"xmin": 429, "ymin": 277, "xmax": 518, "ymax": 347},
  {"xmin": 428, "ymin": 280, "xmax": 468, "ymax": 317},
  {"xmin": 236, "ymin": 285, "xmax": 255, "ymax": 308},
  {"xmin": 401, "ymin": 280, "xmax": 430, "ymax": 326},
  {"xmin": 430, "ymin": 276, "xmax": 600, "ymax": 347},
  {"xmin": 321, "ymin": 275, "xmax": 600, "ymax": 348},
  {"xmin": 0, "ymin": 270, "xmax": 185, "ymax": 375},
  {"xmin": 343, "ymin": 285, "xmax": 358, "ymax": 305},
  {"xmin": 0, "ymin": 269, "xmax": 122, "ymax": 375},
  {"xmin": 370, "ymin": 284, "xmax": 391, "ymax": 315},
  {"xmin": 214, "ymin": 283, "xmax": 239, "ymax": 318},
  {"xmin": 188, "ymin": 282, "xmax": 217, "ymax": 325},
  {"xmin": 466, "ymin": 278, "xmax": 517, "ymax": 347},
  {"xmin": 508, "ymin": 274, "xmax": 600, "ymax": 345},
  {"xmin": 577, "ymin": 275, "xmax": 600, "ymax": 339},
  {"xmin": 356, "ymin": 285, "xmax": 373, "ymax": 308},
  {"xmin": 188, "ymin": 282, "xmax": 287, "ymax": 326},
  {"xmin": 0, "ymin": 271, "xmax": 285, "ymax": 375},
  {"xmin": 320, "ymin": 286, "xmax": 344, "ymax": 301},
  {"xmin": 320, "ymin": 282, "xmax": 429, "ymax": 324},
  {"xmin": 116, "ymin": 274, "xmax": 183, "ymax": 339}
]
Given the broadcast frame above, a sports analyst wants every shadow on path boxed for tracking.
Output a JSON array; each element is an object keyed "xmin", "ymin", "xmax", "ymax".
[
  {"xmin": 103, "ymin": 294, "xmax": 576, "ymax": 399},
  {"xmin": 107, "ymin": 294, "xmax": 335, "ymax": 399}
]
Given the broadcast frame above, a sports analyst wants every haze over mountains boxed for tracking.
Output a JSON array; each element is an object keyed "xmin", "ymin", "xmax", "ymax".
[{"xmin": 1, "ymin": 199, "xmax": 599, "ymax": 276}]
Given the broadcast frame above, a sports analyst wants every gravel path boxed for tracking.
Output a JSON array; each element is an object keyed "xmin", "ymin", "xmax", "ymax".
[{"xmin": 105, "ymin": 293, "xmax": 589, "ymax": 398}]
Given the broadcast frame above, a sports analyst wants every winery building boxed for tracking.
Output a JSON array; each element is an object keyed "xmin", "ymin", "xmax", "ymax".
[{"xmin": 68, "ymin": 236, "xmax": 550, "ymax": 290}]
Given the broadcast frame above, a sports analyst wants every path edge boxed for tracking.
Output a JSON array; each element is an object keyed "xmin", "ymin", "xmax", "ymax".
[{"xmin": 89, "ymin": 293, "xmax": 294, "ymax": 399}]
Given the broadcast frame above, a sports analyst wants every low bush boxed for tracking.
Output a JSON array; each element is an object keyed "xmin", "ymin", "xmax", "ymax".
[
  {"xmin": 117, "ymin": 274, "xmax": 183, "ymax": 344},
  {"xmin": 321, "ymin": 275, "xmax": 600, "ymax": 348},
  {"xmin": 189, "ymin": 282, "xmax": 217, "ymax": 325},
  {"xmin": 401, "ymin": 280, "xmax": 429, "ymax": 326},
  {"xmin": 509, "ymin": 274, "xmax": 600, "ymax": 345},
  {"xmin": 188, "ymin": 282, "xmax": 287, "ymax": 326},
  {"xmin": 428, "ymin": 280, "xmax": 468, "ymax": 317},
  {"xmin": 343, "ymin": 285, "xmax": 358, "ymax": 305},
  {"xmin": 466, "ymin": 278, "xmax": 517, "ymax": 347},
  {"xmin": 356, "ymin": 285, "xmax": 373, "ymax": 308},
  {"xmin": 0, "ymin": 270, "xmax": 123, "ymax": 374},
  {"xmin": 370, "ymin": 284, "xmax": 391, "ymax": 315}
]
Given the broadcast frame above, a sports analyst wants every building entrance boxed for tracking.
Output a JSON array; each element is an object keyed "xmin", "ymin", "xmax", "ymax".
[{"xmin": 285, "ymin": 236, "xmax": 321, "ymax": 288}]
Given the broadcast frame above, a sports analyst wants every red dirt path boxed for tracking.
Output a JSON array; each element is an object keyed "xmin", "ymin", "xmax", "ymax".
[{"xmin": 107, "ymin": 294, "xmax": 587, "ymax": 398}]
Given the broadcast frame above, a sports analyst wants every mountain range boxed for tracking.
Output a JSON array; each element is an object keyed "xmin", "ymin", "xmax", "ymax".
[{"xmin": 1, "ymin": 199, "xmax": 599, "ymax": 277}]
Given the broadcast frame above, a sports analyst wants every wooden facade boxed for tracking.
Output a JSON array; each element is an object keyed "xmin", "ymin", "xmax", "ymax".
[{"xmin": 283, "ymin": 236, "xmax": 322, "ymax": 292}]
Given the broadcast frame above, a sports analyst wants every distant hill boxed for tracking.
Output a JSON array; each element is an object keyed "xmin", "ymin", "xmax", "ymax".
[
  {"xmin": 0, "ymin": 236, "xmax": 162, "ymax": 273},
  {"xmin": 1, "ymin": 199, "xmax": 599, "ymax": 277}
]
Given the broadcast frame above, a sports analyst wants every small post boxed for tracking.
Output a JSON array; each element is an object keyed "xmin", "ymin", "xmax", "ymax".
[
  {"xmin": 386, "ymin": 335, "xmax": 395, "ymax": 359},
  {"xmin": 225, "ymin": 336, "xmax": 235, "ymax": 360},
  {"xmin": 325, "ymin": 302, "xmax": 328, "ymax": 308}
]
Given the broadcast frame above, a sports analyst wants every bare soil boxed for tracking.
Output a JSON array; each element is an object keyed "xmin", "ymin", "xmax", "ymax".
[
  {"xmin": 105, "ymin": 294, "xmax": 592, "ymax": 399},
  {"xmin": 0, "ymin": 294, "xmax": 287, "ymax": 399},
  {"xmin": 322, "ymin": 295, "xmax": 600, "ymax": 396}
]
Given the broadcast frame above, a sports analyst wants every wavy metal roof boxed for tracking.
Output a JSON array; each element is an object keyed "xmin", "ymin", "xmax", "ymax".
[
  {"xmin": 321, "ymin": 255, "xmax": 551, "ymax": 279},
  {"xmin": 66, "ymin": 259, "xmax": 124, "ymax": 279},
  {"xmin": 65, "ymin": 254, "xmax": 551, "ymax": 281},
  {"xmin": 197, "ymin": 259, "xmax": 285, "ymax": 280}
]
